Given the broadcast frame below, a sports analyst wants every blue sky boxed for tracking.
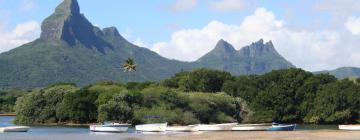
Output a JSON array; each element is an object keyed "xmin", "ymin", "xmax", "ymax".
[{"xmin": 1, "ymin": 0, "xmax": 360, "ymax": 71}]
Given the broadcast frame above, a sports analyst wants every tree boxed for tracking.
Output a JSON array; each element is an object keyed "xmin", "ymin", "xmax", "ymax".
[
  {"xmin": 122, "ymin": 58, "xmax": 137, "ymax": 72},
  {"xmin": 57, "ymin": 88, "xmax": 99, "ymax": 123},
  {"xmin": 97, "ymin": 94, "xmax": 132, "ymax": 123}
]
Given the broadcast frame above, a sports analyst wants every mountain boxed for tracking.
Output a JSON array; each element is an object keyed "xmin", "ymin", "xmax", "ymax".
[
  {"xmin": 0, "ymin": 0, "xmax": 191, "ymax": 88},
  {"xmin": 315, "ymin": 67, "xmax": 360, "ymax": 79},
  {"xmin": 196, "ymin": 39, "xmax": 294, "ymax": 75},
  {"xmin": 0, "ymin": 0, "xmax": 293, "ymax": 89}
]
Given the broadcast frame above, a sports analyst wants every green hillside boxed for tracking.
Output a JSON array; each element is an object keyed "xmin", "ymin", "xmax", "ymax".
[
  {"xmin": 316, "ymin": 67, "xmax": 360, "ymax": 79},
  {"xmin": 0, "ymin": 0, "xmax": 293, "ymax": 89}
]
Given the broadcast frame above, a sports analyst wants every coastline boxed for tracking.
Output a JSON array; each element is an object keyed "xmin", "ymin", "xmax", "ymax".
[
  {"xmin": 0, "ymin": 114, "xmax": 16, "ymax": 116},
  {"xmin": 136, "ymin": 131, "xmax": 360, "ymax": 140},
  {"xmin": 2, "ymin": 130, "xmax": 360, "ymax": 140}
]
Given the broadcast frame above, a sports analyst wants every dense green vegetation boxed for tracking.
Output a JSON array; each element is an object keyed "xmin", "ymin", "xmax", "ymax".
[
  {"xmin": 14, "ymin": 78, "xmax": 242, "ymax": 125},
  {"xmin": 221, "ymin": 69, "xmax": 360, "ymax": 124},
  {"xmin": 0, "ymin": 89, "xmax": 27, "ymax": 113},
  {"xmin": 8, "ymin": 68, "xmax": 360, "ymax": 125}
]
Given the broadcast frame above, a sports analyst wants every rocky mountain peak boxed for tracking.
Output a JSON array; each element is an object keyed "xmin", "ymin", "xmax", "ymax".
[
  {"xmin": 213, "ymin": 39, "xmax": 236, "ymax": 53},
  {"xmin": 103, "ymin": 27, "xmax": 121, "ymax": 37},
  {"xmin": 40, "ymin": 0, "xmax": 84, "ymax": 41},
  {"xmin": 55, "ymin": 0, "xmax": 80, "ymax": 16},
  {"xmin": 40, "ymin": 0, "xmax": 113, "ymax": 52},
  {"xmin": 239, "ymin": 39, "xmax": 277, "ymax": 57}
]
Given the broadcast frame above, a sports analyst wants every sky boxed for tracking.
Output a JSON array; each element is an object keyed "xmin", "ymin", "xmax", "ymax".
[{"xmin": 0, "ymin": 0, "xmax": 360, "ymax": 71}]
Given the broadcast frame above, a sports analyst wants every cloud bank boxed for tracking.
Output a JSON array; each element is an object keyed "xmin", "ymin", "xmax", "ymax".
[
  {"xmin": 169, "ymin": 0, "xmax": 198, "ymax": 13},
  {"xmin": 209, "ymin": 0, "xmax": 251, "ymax": 12},
  {"xmin": 152, "ymin": 8, "xmax": 360, "ymax": 71},
  {"xmin": 0, "ymin": 21, "xmax": 40, "ymax": 53}
]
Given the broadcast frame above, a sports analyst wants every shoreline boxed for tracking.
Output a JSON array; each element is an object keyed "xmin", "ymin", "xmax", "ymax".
[
  {"xmin": 0, "ymin": 114, "xmax": 16, "ymax": 116},
  {"xmin": 2, "ymin": 130, "xmax": 360, "ymax": 140}
]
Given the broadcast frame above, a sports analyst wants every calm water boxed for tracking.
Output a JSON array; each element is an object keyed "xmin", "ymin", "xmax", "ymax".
[{"xmin": 0, "ymin": 116, "xmax": 339, "ymax": 140}]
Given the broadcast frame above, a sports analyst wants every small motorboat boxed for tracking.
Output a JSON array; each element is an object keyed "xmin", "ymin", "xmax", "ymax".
[
  {"xmin": 90, "ymin": 123, "xmax": 131, "ymax": 133},
  {"xmin": 232, "ymin": 123, "xmax": 272, "ymax": 131},
  {"xmin": 267, "ymin": 124, "xmax": 296, "ymax": 131},
  {"xmin": 0, "ymin": 126, "xmax": 30, "ymax": 132},
  {"xmin": 166, "ymin": 125, "xmax": 199, "ymax": 132},
  {"xmin": 197, "ymin": 123, "xmax": 238, "ymax": 131},
  {"xmin": 339, "ymin": 125, "xmax": 360, "ymax": 130},
  {"xmin": 135, "ymin": 123, "xmax": 168, "ymax": 132}
]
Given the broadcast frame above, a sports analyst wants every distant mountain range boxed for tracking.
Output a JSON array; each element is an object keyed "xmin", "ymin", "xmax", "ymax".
[
  {"xmin": 315, "ymin": 67, "xmax": 360, "ymax": 79},
  {"xmin": 196, "ymin": 39, "xmax": 293, "ymax": 75},
  {"xmin": 0, "ymin": 0, "xmax": 355, "ymax": 89}
]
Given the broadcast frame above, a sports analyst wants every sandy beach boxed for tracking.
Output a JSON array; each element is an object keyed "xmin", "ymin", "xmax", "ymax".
[
  {"xmin": 138, "ymin": 131, "xmax": 360, "ymax": 140},
  {"xmin": 2, "ymin": 130, "xmax": 360, "ymax": 140}
]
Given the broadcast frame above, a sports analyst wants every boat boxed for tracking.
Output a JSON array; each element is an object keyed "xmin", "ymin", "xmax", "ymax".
[
  {"xmin": 166, "ymin": 125, "xmax": 199, "ymax": 132},
  {"xmin": 267, "ymin": 124, "xmax": 296, "ymax": 131},
  {"xmin": 232, "ymin": 123, "xmax": 272, "ymax": 131},
  {"xmin": 197, "ymin": 123, "xmax": 238, "ymax": 131},
  {"xmin": 0, "ymin": 126, "xmax": 30, "ymax": 132},
  {"xmin": 339, "ymin": 125, "xmax": 360, "ymax": 130},
  {"xmin": 135, "ymin": 123, "xmax": 168, "ymax": 132},
  {"xmin": 90, "ymin": 123, "xmax": 131, "ymax": 133}
]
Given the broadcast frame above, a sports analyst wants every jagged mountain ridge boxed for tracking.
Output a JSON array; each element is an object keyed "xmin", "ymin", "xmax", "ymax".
[
  {"xmin": 0, "ymin": 0, "xmax": 293, "ymax": 88},
  {"xmin": 315, "ymin": 67, "xmax": 360, "ymax": 79},
  {"xmin": 196, "ymin": 39, "xmax": 294, "ymax": 75}
]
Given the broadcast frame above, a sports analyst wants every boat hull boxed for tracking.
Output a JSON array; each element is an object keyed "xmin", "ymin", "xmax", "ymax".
[
  {"xmin": 0, "ymin": 126, "xmax": 30, "ymax": 132},
  {"xmin": 198, "ymin": 123, "xmax": 238, "ymax": 131},
  {"xmin": 267, "ymin": 124, "xmax": 296, "ymax": 131},
  {"xmin": 166, "ymin": 125, "xmax": 199, "ymax": 132},
  {"xmin": 232, "ymin": 124, "xmax": 271, "ymax": 131},
  {"xmin": 339, "ymin": 125, "xmax": 360, "ymax": 130},
  {"xmin": 90, "ymin": 124, "xmax": 130, "ymax": 133},
  {"xmin": 136, "ymin": 123, "xmax": 168, "ymax": 132}
]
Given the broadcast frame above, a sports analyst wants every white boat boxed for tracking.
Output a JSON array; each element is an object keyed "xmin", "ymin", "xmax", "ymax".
[
  {"xmin": 135, "ymin": 123, "xmax": 168, "ymax": 132},
  {"xmin": 0, "ymin": 126, "xmax": 30, "ymax": 132},
  {"xmin": 90, "ymin": 123, "xmax": 131, "ymax": 133},
  {"xmin": 198, "ymin": 123, "xmax": 238, "ymax": 131},
  {"xmin": 232, "ymin": 124, "xmax": 272, "ymax": 131},
  {"xmin": 339, "ymin": 125, "xmax": 360, "ymax": 130},
  {"xmin": 166, "ymin": 125, "xmax": 199, "ymax": 132}
]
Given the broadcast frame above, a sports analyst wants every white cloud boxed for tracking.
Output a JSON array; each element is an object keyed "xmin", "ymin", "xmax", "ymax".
[
  {"xmin": 152, "ymin": 7, "xmax": 360, "ymax": 71},
  {"xmin": 20, "ymin": 0, "xmax": 36, "ymax": 12},
  {"xmin": 209, "ymin": 0, "xmax": 250, "ymax": 12},
  {"xmin": 345, "ymin": 16, "xmax": 360, "ymax": 35},
  {"xmin": 315, "ymin": 0, "xmax": 360, "ymax": 24},
  {"xmin": 0, "ymin": 20, "xmax": 40, "ymax": 53},
  {"xmin": 133, "ymin": 38, "xmax": 149, "ymax": 48},
  {"xmin": 169, "ymin": 0, "xmax": 198, "ymax": 13}
]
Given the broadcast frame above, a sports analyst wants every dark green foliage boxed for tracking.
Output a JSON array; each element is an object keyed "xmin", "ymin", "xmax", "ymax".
[
  {"xmin": 223, "ymin": 68, "xmax": 360, "ymax": 124},
  {"xmin": 14, "ymin": 78, "xmax": 243, "ymax": 125},
  {"xmin": 187, "ymin": 92, "xmax": 237, "ymax": 123},
  {"xmin": 222, "ymin": 75, "xmax": 260, "ymax": 102},
  {"xmin": 304, "ymin": 80, "xmax": 360, "ymax": 124},
  {"xmin": 98, "ymin": 94, "xmax": 132, "ymax": 123},
  {"xmin": 58, "ymin": 88, "xmax": 99, "ymax": 123},
  {"xmin": 0, "ymin": 89, "xmax": 27, "ymax": 113},
  {"xmin": 162, "ymin": 68, "xmax": 234, "ymax": 92},
  {"xmin": 14, "ymin": 84, "xmax": 78, "ymax": 124},
  {"xmin": 12, "ymin": 68, "xmax": 360, "ymax": 125},
  {"xmin": 125, "ymin": 82, "xmax": 155, "ymax": 91}
]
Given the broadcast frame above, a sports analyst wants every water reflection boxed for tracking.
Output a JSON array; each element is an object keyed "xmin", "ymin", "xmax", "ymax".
[{"xmin": 0, "ymin": 116, "xmax": 342, "ymax": 139}]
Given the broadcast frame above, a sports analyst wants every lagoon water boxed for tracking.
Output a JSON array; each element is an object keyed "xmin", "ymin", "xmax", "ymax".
[
  {"xmin": 0, "ymin": 116, "xmax": 205, "ymax": 140},
  {"xmin": 0, "ymin": 116, "xmax": 341, "ymax": 140}
]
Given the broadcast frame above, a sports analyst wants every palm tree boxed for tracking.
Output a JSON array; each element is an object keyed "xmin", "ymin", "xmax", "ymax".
[{"xmin": 122, "ymin": 58, "xmax": 136, "ymax": 72}]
